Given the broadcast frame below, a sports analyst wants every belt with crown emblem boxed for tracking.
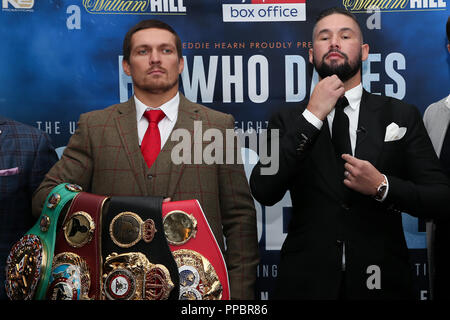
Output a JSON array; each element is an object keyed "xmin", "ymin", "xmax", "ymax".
[{"xmin": 101, "ymin": 196, "xmax": 179, "ymax": 300}]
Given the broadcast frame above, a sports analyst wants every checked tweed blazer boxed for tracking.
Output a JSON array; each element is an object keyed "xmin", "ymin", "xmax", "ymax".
[
  {"xmin": 32, "ymin": 93, "xmax": 259, "ymax": 299},
  {"xmin": 0, "ymin": 116, "xmax": 58, "ymax": 300}
]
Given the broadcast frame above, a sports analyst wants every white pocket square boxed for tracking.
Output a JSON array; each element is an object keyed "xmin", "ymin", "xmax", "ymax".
[
  {"xmin": 384, "ymin": 122, "xmax": 406, "ymax": 142},
  {"xmin": 0, "ymin": 167, "xmax": 19, "ymax": 176}
]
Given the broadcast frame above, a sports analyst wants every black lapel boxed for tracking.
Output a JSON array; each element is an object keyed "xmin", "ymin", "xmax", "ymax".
[{"xmin": 354, "ymin": 90, "xmax": 385, "ymax": 166}]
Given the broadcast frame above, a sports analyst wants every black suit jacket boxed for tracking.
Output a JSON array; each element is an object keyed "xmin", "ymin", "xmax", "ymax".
[{"xmin": 250, "ymin": 90, "xmax": 450, "ymax": 300}]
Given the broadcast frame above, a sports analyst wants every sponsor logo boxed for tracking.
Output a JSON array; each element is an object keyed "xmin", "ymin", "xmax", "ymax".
[
  {"xmin": 82, "ymin": 0, "xmax": 186, "ymax": 15},
  {"xmin": 223, "ymin": 0, "xmax": 306, "ymax": 22},
  {"xmin": 343, "ymin": 0, "xmax": 447, "ymax": 13},
  {"xmin": 2, "ymin": 0, "xmax": 34, "ymax": 12}
]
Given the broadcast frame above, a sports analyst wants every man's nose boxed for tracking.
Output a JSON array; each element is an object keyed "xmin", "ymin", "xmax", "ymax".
[
  {"xmin": 329, "ymin": 35, "xmax": 341, "ymax": 49},
  {"xmin": 149, "ymin": 51, "xmax": 161, "ymax": 64}
]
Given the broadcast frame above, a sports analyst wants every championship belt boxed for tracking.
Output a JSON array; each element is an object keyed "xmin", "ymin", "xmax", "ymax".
[
  {"xmin": 5, "ymin": 183, "xmax": 82, "ymax": 300},
  {"xmin": 101, "ymin": 196, "xmax": 179, "ymax": 300},
  {"xmin": 162, "ymin": 200, "xmax": 230, "ymax": 300},
  {"xmin": 48, "ymin": 192, "xmax": 108, "ymax": 300}
]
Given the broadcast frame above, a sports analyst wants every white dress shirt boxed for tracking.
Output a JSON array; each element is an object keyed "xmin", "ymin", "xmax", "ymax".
[
  {"xmin": 135, "ymin": 93, "xmax": 179, "ymax": 149},
  {"xmin": 303, "ymin": 83, "xmax": 362, "ymax": 155}
]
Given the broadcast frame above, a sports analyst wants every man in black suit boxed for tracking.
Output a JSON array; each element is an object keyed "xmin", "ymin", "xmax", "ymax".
[{"xmin": 250, "ymin": 7, "xmax": 450, "ymax": 300}]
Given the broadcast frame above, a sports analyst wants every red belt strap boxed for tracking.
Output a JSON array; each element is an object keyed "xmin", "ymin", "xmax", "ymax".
[
  {"xmin": 53, "ymin": 192, "xmax": 109, "ymax": 299},
  {"xmin": 162, "ymin": 199, "xmax": 230, "ymax": 300}
]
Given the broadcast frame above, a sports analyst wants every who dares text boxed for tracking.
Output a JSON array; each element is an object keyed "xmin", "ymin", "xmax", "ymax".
[
  {"xmin": 179, "ymin": 53, "xmax": 407, "ymax": 104},
  {"xmin": 118, "ymin": 52, "xmax": 407, "ymax": 105}
]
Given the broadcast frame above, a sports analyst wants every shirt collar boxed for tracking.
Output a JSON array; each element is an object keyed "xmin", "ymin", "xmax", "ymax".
[
  {"xmin": 445, "ymin": 94, "xmax": 450, "ymax": 110},
  {"xmin": 344, "ymin": 83, "xmax": 363, "ymax": 111},
  {"xmin": 135, "ymin": 92, "xmax": 179, "ymax": 122}
]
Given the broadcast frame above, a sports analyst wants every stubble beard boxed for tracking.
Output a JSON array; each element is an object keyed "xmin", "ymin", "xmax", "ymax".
[
  {"xmin": 313, "ymin": 49, "xmax": 362, "ymax": 83},
  {"xmin": 135, "ymin": 76, "xmax": 179, "ymax": 95}
]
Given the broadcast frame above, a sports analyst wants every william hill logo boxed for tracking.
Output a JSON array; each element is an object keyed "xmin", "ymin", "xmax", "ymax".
[
  {"xmin": 83, "ymin": 0, "xmax": 186, "ymax": 14},
  {"xmin": 343, "ymin": 0, "xmax": 447, "ymax": 12},
  {"xmin": 223, "ymin": 0, "xmax": 306, "ymax": 22}
]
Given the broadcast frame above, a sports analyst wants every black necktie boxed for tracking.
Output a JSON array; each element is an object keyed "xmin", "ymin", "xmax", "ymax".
[
  {"xmin": 439, "ymin": 121, "xmax": 450, "ymax": 179},
  {"xmin": 332, "ymin": 97, "xmax": 351, "ymax": 159}
]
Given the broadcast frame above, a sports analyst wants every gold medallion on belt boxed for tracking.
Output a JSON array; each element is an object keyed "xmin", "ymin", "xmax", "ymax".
[
  {"xmin": 102, "ymin": 252, "xmax": 174, "ymax": 300},
  {"xmin": 109, "ymin": 212, "xmax": 157, "ymax": 248},
  {"xmin": 172, "ymin": 249, "xmax": 222, "ymax": 300}
]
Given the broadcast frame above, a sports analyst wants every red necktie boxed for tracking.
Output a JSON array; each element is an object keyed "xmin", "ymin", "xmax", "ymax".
[{"xmin": 141, "ymin": 109, "xmax": 165, "ymax": 168}]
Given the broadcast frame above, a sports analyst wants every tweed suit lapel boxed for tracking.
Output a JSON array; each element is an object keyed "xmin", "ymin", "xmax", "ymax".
[
  {"xmin": 165, "ymin": 93, "xmax": 199, "ymax": 198},
  {"xmin": 114, "ymin": 98, "xmax": 147, "ymax": 195}
]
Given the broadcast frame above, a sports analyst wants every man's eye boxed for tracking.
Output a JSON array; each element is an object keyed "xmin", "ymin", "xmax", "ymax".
[
  {"xmin": 162, "ymin": 48, "xmax": 172, "ymax": 53},
  {"xmin": 138, "ymin": 49, "xmax": 147, "ymax": 55}
]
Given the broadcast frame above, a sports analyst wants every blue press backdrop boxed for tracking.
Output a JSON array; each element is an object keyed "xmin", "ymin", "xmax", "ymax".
[{"xmin": 1, "ymin": 0, "xmax": 449, "ymax": 300}]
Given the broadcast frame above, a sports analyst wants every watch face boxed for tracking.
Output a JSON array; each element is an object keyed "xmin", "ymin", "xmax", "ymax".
[{"xmin": 375, "ymin": 184, "xmax": 387, "ymax": 200}]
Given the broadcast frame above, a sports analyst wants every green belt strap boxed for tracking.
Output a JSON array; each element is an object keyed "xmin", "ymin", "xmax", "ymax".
[{"xmin": 28, "ymin": 183, "xmax": 82, "ymax": 300}]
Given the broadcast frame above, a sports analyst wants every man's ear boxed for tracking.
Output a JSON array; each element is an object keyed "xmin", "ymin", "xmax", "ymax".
[
  {"xmin": 178, "ymin": 56, "xmax": 184, "ymax": 75},
  {"xmin": 122, "ymin": 58, "xmax": 131, "ymax": 76},
  {"xmin": 308, "ymin": 48, "xmax": 314, "ymax": 65},
  {"xmin": 361, "ymin": 43, "xmax": 370, "ymax": 62}
]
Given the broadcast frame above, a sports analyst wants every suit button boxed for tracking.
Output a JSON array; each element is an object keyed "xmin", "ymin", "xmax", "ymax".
[
  {"xmin": 341, "ymin": 203, "xmax": 350, "ymax": 210},
  {"xmin": 147, "ymin": 174, "xmax": 153, "ymax": 179}
]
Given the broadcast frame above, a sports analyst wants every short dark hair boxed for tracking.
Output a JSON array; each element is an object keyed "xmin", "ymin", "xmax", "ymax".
[
  {"xmin": 313, "ymin": 7, "xmax": 363, "ymax": 42},
  {"xmin": 122, "ymin": 19, "xmax": 182, "ymax": 62}
]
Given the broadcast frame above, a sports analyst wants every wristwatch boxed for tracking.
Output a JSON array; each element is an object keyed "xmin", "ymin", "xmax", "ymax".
[{"xmin": 374, "ymin": 176, "xmax": 388, "ymax": 202}]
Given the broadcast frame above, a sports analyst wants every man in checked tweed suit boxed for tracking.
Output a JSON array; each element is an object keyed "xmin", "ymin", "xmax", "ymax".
[
  {"xmin": 32, "ymin": 20, "xmax": 259, "ymax": 299},
  {"xmin": 0, "ymin": 116, "xmax": 58, "ymax": 299}
]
